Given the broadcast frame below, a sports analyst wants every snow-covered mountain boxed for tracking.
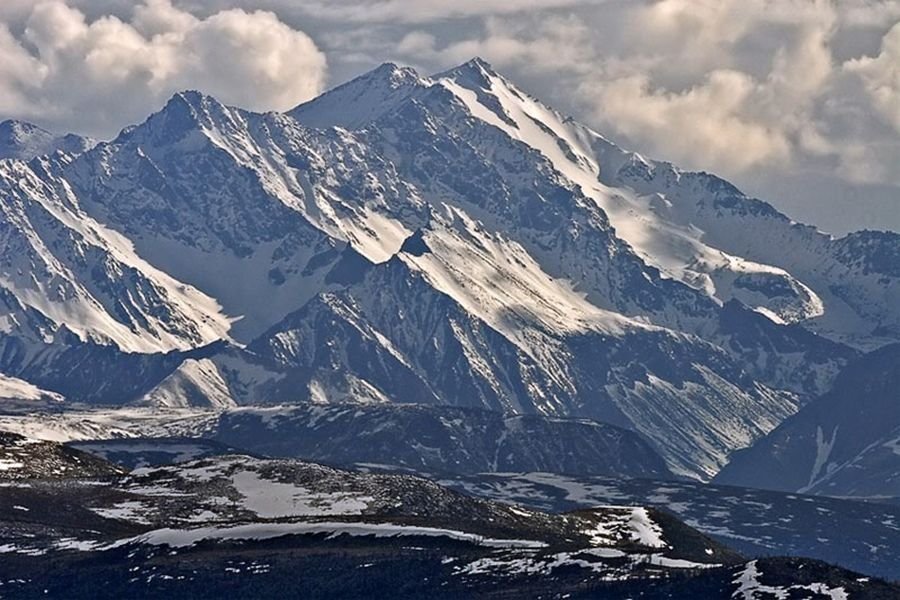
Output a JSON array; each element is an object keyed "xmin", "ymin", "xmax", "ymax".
[
  {"xmin": 0, "ymin": 373, "xmax": 63, "ymax": 405},
  {"xmin": 0, "ymin": 120, "xmax": 94, "ymax": 161},
  {"xmin": 714, "ymin": 343, "xmax": 900, "ymax": 500},
  {"xmin": 294, "ymin": 59, "xmax": 899, "ymax": 350},
  {"xmin": 238, "ymin": 245, "xmax": 795, "ymax": 478},
  {"xmin": 0, "ymin": 58, "xmax": 895, "ymax": 480}
]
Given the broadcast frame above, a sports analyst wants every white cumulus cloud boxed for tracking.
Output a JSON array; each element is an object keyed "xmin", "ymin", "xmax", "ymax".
[
  {"xmin": 1, "ymin": 0, "xmax": 897, "ymax": 233},
  {"xmin": 0, "ymin": 0, "xmax": 326, "ymax": 137},
  {"xmin": 846, "ymin": 21, "xmax": 900, "ymax": 132}
]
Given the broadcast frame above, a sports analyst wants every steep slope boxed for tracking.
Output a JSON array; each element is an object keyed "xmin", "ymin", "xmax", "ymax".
[
  {"xmin": 1, "ymin": 92, "xmax": 422, "ymax": 401},
  {"xmin": 292, "ymin": 60, "xmax": 856, "ymax": 397},
  {"xmin": 0, "ymin": 156, "xmax": 233, "ymax": 354},
  {"xmin": 434, "ymin": 59, "xmax": 900, "ymax": 350},
  {"xmin": 240, "ymin": 234, "xmax": 794, "ymax": 479},
  {"xmin": 0, "ymin": 120, "xmax": 94, "ymax": 161},
  {"xmin": 610, "ymin": 156, "xmax": 900, "ymax": 350},
  {"xmin": 64, "ymin": 94, "xmax": 347, "ymax": 342},
  {"xmin": 0, "ymin": 85, "xmax": 805, "ymax": 477},
  {"xmin": 435, "ymin": 61, "xmax": 821, "ymax": 322},
  {"xmin": 294, "ymin": 59, "xmax": 817, "ymax": 329},
  {"xmin": 0, "ymin": 59, "xmax": 883, "ymax": 481},
  {"xmin": 715, "ymin": 343, "xmax": 900, "ymax": 499}
]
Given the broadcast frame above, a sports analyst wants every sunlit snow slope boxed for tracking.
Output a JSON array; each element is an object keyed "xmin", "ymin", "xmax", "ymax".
[{"xmin": 2, "ymin": 58, "xmax": 896, "ymax": 479}]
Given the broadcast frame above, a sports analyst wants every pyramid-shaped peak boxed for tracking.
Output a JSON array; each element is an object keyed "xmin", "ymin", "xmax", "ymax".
[
  {"xmin": 434, "ymin": 57, "xmax": 512, "ymax": 94},
  {"xmin": 322, "ymin": 62, "xmax": 426, "ymax": 96},
  {"xmin": 290, "ymin": 62, "xmax": 429, "ymax": 130},
  {"xmin": 462, "ymin": 56, "xmax": 496, "ymax": 73},
  {"xmin": 164, "ymin": 90, "xmax": 227, "ymax": 115},
  {"xmin": 114, "ymin": 90, "xmax": 234, "ymax": 147},
  {"xmin": 440, "ymin": 57, "xmax": 502, "ymax": 79}
]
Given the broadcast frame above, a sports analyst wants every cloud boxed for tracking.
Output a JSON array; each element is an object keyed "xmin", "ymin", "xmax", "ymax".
[
  {"xmin": 292, "ymin": 0, "xmax": 599, "ymax": 24},
  {"xmin": 565, "ymin": 2, "xmax": 838, "ymax": 173},
  {"xmin": 386, "ymin": 15, "xmax": 597, "ymax": 76},
  {"xmin": 0, "ymin": 0, "xmax": 897, "ymax": 232},
  {"xmin": 0, "ymin": 0, "xmax": 326, "ymax": 137},
  {"xmin": 586, "ymin": 70, "xmax": 793, "ymax": 172},
  {"xmin": 341, "ymin": 0, "xmax": 898, "ymax": 205},
  {"xmin": 845, "ymin": 21, "xmax": 900, "ymax": 132}
]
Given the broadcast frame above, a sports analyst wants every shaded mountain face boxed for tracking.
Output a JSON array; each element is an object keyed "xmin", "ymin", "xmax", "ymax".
[
  {"xmin": 0, "ymin": 58, "xmax": 894, "ymax": 480},
  {"xmin": 240, "ymin": 247, "xmax": 795, "ymax": 479},
  {"xmin": 160, "ymin": 404, "xmax": 677, "ymax": 479},
  {"xmin": 714, "ymin": 343, "xmax": 900, "ymax": 499}
]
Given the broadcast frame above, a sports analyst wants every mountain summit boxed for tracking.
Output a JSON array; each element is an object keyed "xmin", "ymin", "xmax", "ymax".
[
  {"xmin": 0, "ymin": 119, "xmax": 94, "ymax": 160},
  {"xmin": 0, "ymin": 60, "xmax": 897, "ymax": 480}
]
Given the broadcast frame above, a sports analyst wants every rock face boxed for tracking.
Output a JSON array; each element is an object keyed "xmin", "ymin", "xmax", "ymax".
[
  {"xmin": 0, "ymin": 58, "xmax": 895, "ymax": 480},
  {"xmin": 714, "ymin": 343, "xmax": 900, "ymax": 499}
]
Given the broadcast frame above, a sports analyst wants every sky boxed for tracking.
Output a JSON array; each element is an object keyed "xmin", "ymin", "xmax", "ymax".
[{"xmin": 0, "ymin": 0, "xmax": 898, "ymax": 235}]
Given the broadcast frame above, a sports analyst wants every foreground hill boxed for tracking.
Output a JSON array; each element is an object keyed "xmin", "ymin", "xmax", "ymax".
[
  {"xmin": 63, "ymin": 432, "xmax": 900, "ymax": 580},
  {"xmin": 0, "ymin": 430, "xmax": 123, "ymax": 480},
  {"xmin": 0, "ymin": 448, "xmax": 894, "ymax": 599},
  {"xmin": 418, "ymin": 469, "xmax": 900, "ymax": 581}
]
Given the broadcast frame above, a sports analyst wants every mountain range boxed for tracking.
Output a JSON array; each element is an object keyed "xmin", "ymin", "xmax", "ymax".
[{"xmin": 3, "ymin": 59, "xmax": 896, "ymax": 482}]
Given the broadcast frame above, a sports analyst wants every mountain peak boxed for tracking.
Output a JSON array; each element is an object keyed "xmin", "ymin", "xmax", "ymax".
[
  {"xmin": 0, "ymin": 119, "xmax": 51, "ymax": 140},
  {"xmin": 163, "ymin": 90, "xmax": 226, "ymax": 120},
  {"xmin": 116, "ymin": 90, "xmax": 232, "ymax": 146},
  {"xmin": 440, "ymin": 57, "xmax": 501, "ymax": 81},
  {"xmin": 0, "ymin": 119, "xmax": 93, "ymax": 160},
  {"xmin": 290, "ymin": 62, "xmax": 429, "ymax": 130},
  {"xmin": 367, "ymin": 62, "xmax": 421, "ymax": 84},
  {"xmin": 171, "ymin": 89, "xmax": 209, "ymax": 108},
  {"xmin": 435, "ymin": 57, "xmax": 513, "ymax": 101},
  {"xmin": 462, "ymin": 56, "xmax": 496, "ymax": 73}
]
